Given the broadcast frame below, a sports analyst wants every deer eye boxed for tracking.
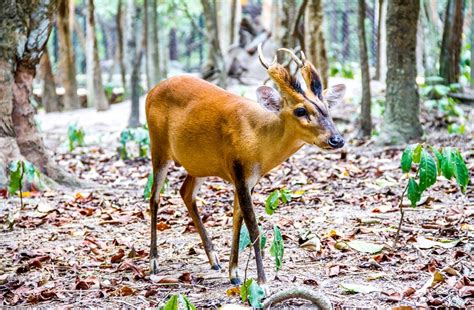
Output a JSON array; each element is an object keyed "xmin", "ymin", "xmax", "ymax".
[{"xmin": 294, "ymin": 107, "xmax": 307, "ymax": 117}]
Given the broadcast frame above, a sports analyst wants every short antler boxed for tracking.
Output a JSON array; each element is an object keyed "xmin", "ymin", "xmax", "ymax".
[
  {"xmin": 258, "ymin": 43, "xmax": 277, "ymax": 70},
  {"xmin": 277, "ymin": 48, "xmax": 303, "ymax": 68}
]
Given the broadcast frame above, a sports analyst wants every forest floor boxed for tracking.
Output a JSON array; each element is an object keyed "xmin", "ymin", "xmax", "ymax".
[{"xmin": 1, "ymin": 80, "xmax": 473, "ymax": 309}]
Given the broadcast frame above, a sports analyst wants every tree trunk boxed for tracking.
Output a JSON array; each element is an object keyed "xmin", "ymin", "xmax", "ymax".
[
  {"xmin": 146, "ymin": 0, "xmax": 161, "ymax": 88},
  {"xmin": 129, "ymin": 26, "xmax": 147, "ymax": 128},
  {"xmin": 471, "ymin": 0, "xmax": 474, "ymax": 88},
  {"xmin": 304, "ymin": 0, "xmax": 329, "ymax": 88},
  {"xmin": 357, "ymin": 0, "xmax": 372, "ymax": 137},
  {"xmin": 86, "ymin": 0, "xmax": 109, "ymax": 111},
  {"xmin": 374, "ymin": 0, "xmax": 383, "ymax": 80},
  {"xmin": 440, "ymin": 0, "xmax": 465, "ymax": 84},
  {"xmin": 201, "ymin": 0, "xmax": 227, "ymax": 88},
  {"xmin": 380, "ymin": 0, "xmax": 422, "ymax": 144},
  {"xmin": 39, "ymin": 47, "xmax": 60, "ymax": 113},
  {"xmin": 116, "ymin": 0, "xmax": 127, "ymax": 89},
  {"xmin": 0, "ymin": 0, "xmax": 84, "ymax": 188},
  {"xmin": 57, "ymin": 0, "xmax": 80, "ymax": 110}
]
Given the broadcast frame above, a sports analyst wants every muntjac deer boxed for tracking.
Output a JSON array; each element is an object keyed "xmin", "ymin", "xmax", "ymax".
[{"xmin": 145, "ymin": 44, "xmax": 345, "ymax": 287}]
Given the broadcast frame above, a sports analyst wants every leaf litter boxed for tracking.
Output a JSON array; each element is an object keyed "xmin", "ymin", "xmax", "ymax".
[{"xmin": 0, "ymin": 98, "xmax": 473, "ymax": 309}]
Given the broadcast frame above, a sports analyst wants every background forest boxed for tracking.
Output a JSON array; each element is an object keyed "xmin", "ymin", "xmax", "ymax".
[{"xmin": 0, "ymin": 0, "xmax": 473, "ymax": 309}]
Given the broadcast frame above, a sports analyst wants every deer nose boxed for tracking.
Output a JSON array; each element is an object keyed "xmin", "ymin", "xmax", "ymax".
[{"xmin": 328, "ymin": 135, "xmax": 344, "ymax": 149}]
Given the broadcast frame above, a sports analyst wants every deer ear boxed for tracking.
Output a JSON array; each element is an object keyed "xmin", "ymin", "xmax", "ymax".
[
  {"xmin": 256, "ymin": 85, "xmax": 282, "ymax": 112},
  {"xmin": 323, "ymin": 84, "xmax": 346, "ymax": 108}
]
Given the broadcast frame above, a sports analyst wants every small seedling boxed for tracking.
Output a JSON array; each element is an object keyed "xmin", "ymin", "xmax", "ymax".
[
  {"xmin": 162, "ymin": 293, "xmax": 196, "ymax": 310},
  {"xmin": 240, "ymin": 278, "xmax": 266, "ymax": 308},
  {"xmin": 394, "ymin": 144, "xmax": 469, "ymax": 246},
  {"xmin": 118, "ymin": 126, "xmax": 150, "ymax": 159},
  {"xmin": 265, "ymin": 188, "xmax": 292, "ymax": 215},
  {"xmin": 270, "ymin": 225, "xmax": 284, "ymax": 272},
  {"xmin": 8, "ymin": 160, "xmax": 42, "ymax": 208},
  {"xmin": 67, "ymin": 123, "xmax": 85, "ymax": 151}
]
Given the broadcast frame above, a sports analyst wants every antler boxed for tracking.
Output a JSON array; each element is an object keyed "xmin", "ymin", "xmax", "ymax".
[
  {"xmin": 258, "ymin": 43, "xmax": 277, "ymax": 70},
  {"xmin": 277, "ymin": 48, "xmax": 304, "ymax": 68}
]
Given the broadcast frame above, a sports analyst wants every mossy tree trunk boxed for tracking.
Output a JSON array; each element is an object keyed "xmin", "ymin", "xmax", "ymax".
[
  {"xmin": 0, "ymin": 0, "xmax": 84, "ymax": 188},
  {"xmin": 379, "ymin": 0, "xmax": 422, "ymax": 144}
]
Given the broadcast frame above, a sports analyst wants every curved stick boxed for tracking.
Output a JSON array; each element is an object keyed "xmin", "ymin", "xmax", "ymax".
[{"xmin": 262, "ymin": 287, "xmax": 332, "ymax": 310}]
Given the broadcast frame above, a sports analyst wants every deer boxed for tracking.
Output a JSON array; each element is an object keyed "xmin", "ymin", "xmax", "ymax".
[{"xmin": 145, "ymin": 44, "xmax": 346, "ymax": 289}]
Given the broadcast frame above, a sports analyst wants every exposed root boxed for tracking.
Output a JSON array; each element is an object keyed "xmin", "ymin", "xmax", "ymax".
[{"xmin": 262, "ymin": 287, "xmax": 332, "ymax": 310}]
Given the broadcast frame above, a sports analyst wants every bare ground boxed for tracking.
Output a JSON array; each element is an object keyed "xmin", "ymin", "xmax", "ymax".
[{"xmin": 1, "ymin": 82, "xmax": 473, "ymax": 309}]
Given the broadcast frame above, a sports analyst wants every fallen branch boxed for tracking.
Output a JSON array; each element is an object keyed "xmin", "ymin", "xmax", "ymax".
[{"xmin": 262, "ymin": 287, "xmax": 332, "ymax": 310}]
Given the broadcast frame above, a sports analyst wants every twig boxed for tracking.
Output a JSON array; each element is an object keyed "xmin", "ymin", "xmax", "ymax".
[
  {"xmin": 262, "ymin": 287, "xmax": 332, "ymax": 310},
  {"xmin": 19, "ymin": 161, "xmax": 24, "ymax": 209},
  {"xmin": 392, "ymin": 183, "xmax": 408, "ymax": 248}
]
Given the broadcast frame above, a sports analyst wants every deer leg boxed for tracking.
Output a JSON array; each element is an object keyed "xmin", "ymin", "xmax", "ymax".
[
  {"xmin": 234, "ymin": 181, "xmax": 266, "ymax": 286},
  {"xmin": 180, "ymin": 175, "xmax": 221, "ymax": 270},
  {"xmin": 229, "ymin": 192, "xmax": 243, "ymax": 284},
  {"xmin": 149, "ymin": 161, "xmax": 170, "ymax": 274}
]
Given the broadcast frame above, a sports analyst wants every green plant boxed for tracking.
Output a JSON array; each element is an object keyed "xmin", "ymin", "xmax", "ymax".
[
  {"xmin": 329, "ymin": 61, "xmax": 356, "ymax": 79},
  {"xmin": 394, "ymin": 144, "xmax": 469, "ymax": 245},
  {"xmin": 265, "ymin": 188, "xmax": 292, "ymax": 215},
  {"xmin": 162, "ymin": 294, "xmax": 196, "ymax": 310},
  {"xmin": 8, "ymin": 160, "xmax": 42, "ymax": 208},
  {"xmin": 240, "ymin": 278, "xmax": 265, "ymax": 308},
  {"xmin": 67, "ymin": 123, "xmax": 85, "ymax": 151},
  {"xmin": 118, "ymin": 126, "xmax": 150, "ymax": 159},
  {"xmin": 143, "ymin": 173, "xmax": 169, "ymax": 200},
  {"xmin": 270, "ymin": 225, "xmax": 284, "ymax": 272}
]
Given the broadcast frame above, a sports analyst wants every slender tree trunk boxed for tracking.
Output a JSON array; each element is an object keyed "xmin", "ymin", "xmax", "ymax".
[
  {"xmin": 169, "ymin": 28, "xmax": 178, "ymax": 61},
  {"xmin": 86, "ymin": 0, "xmax": 109, "ymax": 111},
  {"xmin": 126, "ymin": 0, "xmax": 139, "ymax": 88},
  {"xmin": 357, "ymin": 0, "xmax": 372, "ymax": 137},
  {"xmin": 304, "ymin": 0, "xmax": 329, "ymax": 88},
  {"xmin": 57, "ymin": 0, "xmax": 80, "ymax": 110},
  {"xmin": 374, "ymin": 0, "xmax": 383, "ymax": 80},
  {"xmin": 471, "ymin": 0, "xmax": 474, "ymax": 88},
  {"xmin": 380, "ymin": 0, "xmax": 422, "ymax": 144},
  {"xmin": 146, "ymin": 0, "xmax": 161, "ymax": 87},
  {"xmin": 116, "ymin": 0, "xmax": 127, "ymax": 89},
  {"xmin": 0, "ymin": 0, "xmax": 84, "ymax": 188},
  {"xmin": 201, "ymin": 0, "xmax": 227, "ymax": 88},
  {"xmin": 440, "ymin": 0, "xmax": 465, "ymax": 84},
  {"xmin": 39, "ymin": 47, "xmax": 60, "ymax": 113}
]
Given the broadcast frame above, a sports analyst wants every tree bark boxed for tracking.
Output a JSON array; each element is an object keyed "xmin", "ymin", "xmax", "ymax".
[
  {"xmin": 304, "ymin": 0, "xmax": 329, "ymax": 88},
  {"xmin": 57, "ymin": 0, "xmax": 80, "ymax": 110},
  {"xmin": 39, "ymin": 47, "xmax": 60, "ymax": 113},
  {"xmin": 0, "ymin": 0, "xmax": 84, "ymax": 188},
  {"xmin": 440, "ymin": 0, "xmax": 465, "ymax": 84},
  {"xmin": 86, "ymin": 0, "xmax": 109, "ymax": 111},
  {"xmin": 116, "ymin": 0, "xmax": 127, "ymax": 89},
  {"xmin": 146, "ymin": 0, "xmax": 161, "ymax": 88},
  {"xmin": 374, "ymin": 0, "xmax": 383, "ymax": 80},
  {"xmin": 380, "ymin": 0, "xmax": 422, "ymax": 144},
  {"xmin": 201, "ymin": 0, "xmax": 227, "ymax": 88},
  {"xmin": 357, "ymin": 0, "xmax": 372, "ymax": 137},
  {"xmin": 471, "ymin": 0, "xmax": 474, "ymax": 88}
]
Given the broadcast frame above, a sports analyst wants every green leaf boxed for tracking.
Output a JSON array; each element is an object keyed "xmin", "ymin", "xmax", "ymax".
[
  {"xmin": 178, "ymin": 294, "xmax": 197, "ymax": 310},
  {"xmin": 240, "ymin": 278, "xmax": 265, "ymax": 308},
  {"xmin": 347, "ymin": 240, "xmax": 384, "ymax": 254},
  {"xmin": 265, "ymin": 190, "xmax": 280, "ymax": 215},
  {"xmin": 419, "ymin": 149, "xmax": 437, "ymax": 191},
  {"xmin": 239, "ymin": 225, "xmax": 251, "ymax": 252},
  {"xmin": 340, "ymin": 282, "xmax": 381, "ymax": 294},
  {"xmin": 143, "ymin": 173, "xmax": 154, "ymax": 200},
  {"xmin": 413, "ymin": 144, "xmax": 423, "ymax": 164},
  {"xmin": 401, "ymin": 144, "xmax": 416, "ymax": 172},
  {"xmin": 163, "ymin": 294, "xmax": 179, "ymax": 310},
  {"xmin": 279, "ymin": 189, "xmax": 292, "ymax": 203},
  {"xmin": 453, "ymin": 150, "xmax": 469, "ymax": 193},
  {"xmin": 431, "ymin": 147, "xmax": 443, "ymax": 175},
  {"xmin": 8, "ymin": 160, "xmax": 23, "ymax": 195},
  {"xmin": 441, "ymin": 147, "xmax": 455, "ymax": 180},
  {"xmin": 270, "ymin": 225, "xmax": 284, "ymax": 271},
  {"xmin": 407, "ymin": 178, "xmax": 421, "ymax": 207},
  {"xmin": 23, "ymin": 161, "xmax": 37, "ymax": 183},
  {"xmin": 259, "ymin": 226, "xmax": 267, "ymax": 250}
]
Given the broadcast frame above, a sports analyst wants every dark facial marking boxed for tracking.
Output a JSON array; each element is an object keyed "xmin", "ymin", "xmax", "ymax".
[
  {"xmin": 289, "ymin": 75, "xmax": 304, "ymax": 94},
  {"xmin": 302, "ymin": 93, "xmax": 328, "ymax": 117},
  {"xmin": 309, "ymin": 69, "xmax": 323, "ymax": 100}
]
